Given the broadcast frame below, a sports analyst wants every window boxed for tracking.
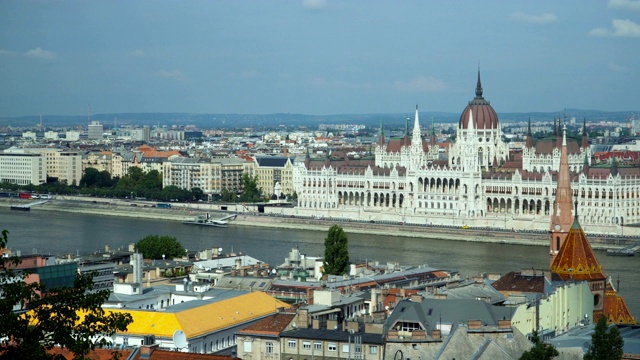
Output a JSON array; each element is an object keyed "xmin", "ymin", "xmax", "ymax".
[
  {"xmin": 303, "ymin": 341, "xmax": 311, "ymax": 349},
  {"xmin": 328, "ymin": 343, "xmax": 337, "ymax": 351},
  {"xmin": 243, "ymin": 341, "xmax": 252, "ymax": 352},
  {"xmin": 314, "ymin": 342, "xmax": 322, "ymax": 350},
  {"xmin": 342, "ymin": 344, "xmax": 350, "ymax": 353},
  {"xmin": 266, "ymin": 342, "xmax": 273, "ymax": 353},
  {"xmin": 288, "ymin": 340, "xmax": 296, "ymax": 348},
  {"xmin": 370, "ymin": 345, "xmax": 378, "ymax": 354}
]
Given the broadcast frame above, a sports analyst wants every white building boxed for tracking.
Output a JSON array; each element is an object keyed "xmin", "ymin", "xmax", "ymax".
[
  {"xmin": 0, "ymin": 148, "xmax": 46, "ymax": 185},
  {"xmin": 293, "ymin": 71, "xmax": 640, "ymax": 232}
]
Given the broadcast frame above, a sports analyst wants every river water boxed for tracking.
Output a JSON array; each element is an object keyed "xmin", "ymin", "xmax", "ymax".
[{"xmin": 2, "ymin": 207, "xmax": 639, "ymax": 316}]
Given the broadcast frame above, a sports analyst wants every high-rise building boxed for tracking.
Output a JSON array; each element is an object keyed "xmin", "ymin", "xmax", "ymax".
[{"xmin": 87, "ymin": 121, "xmax": 104, "ymax": 140}]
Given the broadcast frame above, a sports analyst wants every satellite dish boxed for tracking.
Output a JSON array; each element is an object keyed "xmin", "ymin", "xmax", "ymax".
[{"xmin": 173, "ymin": 329, "xmax": 187, "ymax": 349}]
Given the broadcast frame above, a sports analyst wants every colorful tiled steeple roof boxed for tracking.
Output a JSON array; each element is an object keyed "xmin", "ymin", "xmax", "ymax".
[{"xmin": 550, "ymin": 218, "xmax": 606, "ymax": 281}]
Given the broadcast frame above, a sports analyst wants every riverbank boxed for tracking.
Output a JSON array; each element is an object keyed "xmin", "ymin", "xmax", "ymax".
[{"xmin": 0, "ymin": 197, "xmax": 629, "ymax": 250}]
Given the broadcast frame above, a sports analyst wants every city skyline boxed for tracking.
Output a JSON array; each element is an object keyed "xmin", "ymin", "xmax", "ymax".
[{"xmin": 1, "ymin": 0, "xmax": 640, "ymax": 117}]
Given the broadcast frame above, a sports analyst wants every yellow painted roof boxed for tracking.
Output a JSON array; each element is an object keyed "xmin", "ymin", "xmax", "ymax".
[{"xmin": 109, "ymin": 291, "xmax": 288, "ymax": 338}]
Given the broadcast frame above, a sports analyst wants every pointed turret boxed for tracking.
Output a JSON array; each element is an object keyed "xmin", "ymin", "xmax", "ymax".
[
  {"xmin": 581, "ymin": 118, "xmax": 589, "ymax": 148},
  {"xmin": 582, "ymin": 151, "xmax": 590, "ymax": 175},
  {"xmin": 377, "ymin": 120, "xmax": 385, "ymax": 147},
  {"xmin": 304, "ymin": 146, "xmax": 311, "ymax": 167},
  {"xmin": 475, "ymin": 67, "xmax": 483, "ymax": 99},
  {"xmin": 611, "ymin": 153, "xmax": 619, "ymax": 177},
  {"xmin": 430, "ymin": 117, "xmax": 437, "ymax": 150},
  {"xmin": 525, "ymin": 117, "xmax": 533, "ymax": 148},
  {"xmin": 550, "ymin": 124, "xmax": 573, "ymax": 262},
  {"xmin": 412, "ymin": 105, "xmax": 422, "ymax": 145},
  {"xmin": 556, "ymin": 117, "xmax": 563, "ymax": 149}
]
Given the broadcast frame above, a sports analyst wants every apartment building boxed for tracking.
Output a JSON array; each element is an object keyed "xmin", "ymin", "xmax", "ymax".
[
  {"xmin": 163, "ymin": 157, "xmax": 252, "ymax": 197},
  {"xmin": 0, "ymin": 148, "xmax": 46, "ymax": 185},
  {"xmin": 254, "ymin": 156, "xmax": 295, "ymax": 198}
]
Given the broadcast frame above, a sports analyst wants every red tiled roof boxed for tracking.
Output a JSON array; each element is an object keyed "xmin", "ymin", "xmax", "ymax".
[
  {"xmin": 604, "ymin": 286, "xmax": 636, "ymax": 325},
  {"xmin": 550, "ymin": 220, "xmax": 606, "ymax": 281},
  {"xmin": 491, "ymin": 271, "xmax": 546, "ymax": 294},
  {"xmin": 237, "ymin": 312, "xmax": 296, "ymax": 336}
]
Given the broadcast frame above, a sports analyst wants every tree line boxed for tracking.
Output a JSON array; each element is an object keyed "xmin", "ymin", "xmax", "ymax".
[{"xmin": 0, "ymin": 168, "xmax": 267, "ymax": 203}]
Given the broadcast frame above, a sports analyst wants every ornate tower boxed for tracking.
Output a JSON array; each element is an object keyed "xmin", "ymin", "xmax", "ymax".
[{"xmin": 549, "ymin": 125, "xmax": 573, "ymax": 262}]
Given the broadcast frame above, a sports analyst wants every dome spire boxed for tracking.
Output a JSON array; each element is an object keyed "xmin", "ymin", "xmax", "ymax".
[{"xmin": 475, "ymin": 65, "xmax": 483, "ymax": 98}]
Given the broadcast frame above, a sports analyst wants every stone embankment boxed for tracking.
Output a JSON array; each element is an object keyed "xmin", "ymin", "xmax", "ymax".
[{"xmin": 0, "ymin": 197, "xmax": 630, "ymax": 250}]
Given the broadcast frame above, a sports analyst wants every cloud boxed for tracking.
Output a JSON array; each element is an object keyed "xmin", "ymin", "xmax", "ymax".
[
  {"xmin": 129, "ymin": 49, "xmax": 146, "ymax": 57},
  {"xmin": 0, "ymin": 49, "xmax": 18, "ymax": 56},
  {"xmin": 157, "ymin": 69, "xmax": 186, "ymax": 81},
  {"xmin": 394, "ymin": 76, "xmax": 447, "ymax": 92},
  {"xmin": 589, "ymin": 19, "xmax": 640, "ymax": 37},
  {"xmin": 239, "ymin": 70, "xmax": 259, "ymax": 79},
  {"xmin": 609, "ymin": 61, "xmax": 631, "ymax": 72},
  {"xmin": 302, "ymin": 0, "xmax": 327, "ymax": 11},
  {"xmin": 24, "ymin": 47, "xmax": 56, "ymax": 59},
  {"xmin": 609, "ymin": 0, "xmax": 640, "ymax": 11},
  {"xmin": 509, "ymin": 11, "xmax": 557, "ymax": 24}
]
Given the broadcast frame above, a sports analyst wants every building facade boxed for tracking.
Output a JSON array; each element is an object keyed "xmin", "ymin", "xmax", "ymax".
[{"xmin": 293, "ymin": 71, "xmax": 640, "ymax": 232}]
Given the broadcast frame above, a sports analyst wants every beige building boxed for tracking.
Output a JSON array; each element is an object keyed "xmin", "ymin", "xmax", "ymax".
[
  {"xmin": 82, "ymin": 151, "xmax": 113, "ymax": 175},
  {"xmin": 163, "ymin": 157, "xmax": 253, "ymax": 197},
  {"xmin": 254, "ymin": 156, "xmax": 295, "ymax": 198}
]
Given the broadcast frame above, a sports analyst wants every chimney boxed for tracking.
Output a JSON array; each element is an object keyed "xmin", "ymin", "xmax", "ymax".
[
  {"xmin": 431, "ymin": 330, "xmax": 442, "ymax": 340},
  {"xmin": 467, "ymin": 320, "xmax": 482, "ymax": 330},
  {"xmin": 139, "ymin": 344, "xmax": 159, "ymax": 359},
  {"xmin": 498, "ymin": 320, "xmax": 512, "ymax": 329}
]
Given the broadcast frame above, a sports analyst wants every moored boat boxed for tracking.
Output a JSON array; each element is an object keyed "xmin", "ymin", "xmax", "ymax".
[
  {"xmin": 182, "ymin": 214, "xmax": 228, "ymax": 228},
  {"xmin": 606, "ymin": 248, "xmax": 635, "ymax": 257}
]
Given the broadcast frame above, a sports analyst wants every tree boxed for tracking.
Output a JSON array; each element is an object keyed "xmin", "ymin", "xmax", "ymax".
[
  {"xmin": 0, "ymin": 230, "xmax": 133, "ymax": 360},
  {"xmin": 134, "ymin": 235, "xmax": 186, "ymax": 260},
  {"xmin": 584, "ymin": 316, "xmax": 624, "ymax": 360},
  {"xmin": 519, "ymin": 331, "xmax": 558, "ymax": 360},
  {"xmin": 322, "ymin": 225, "xmax": 350, "ymax": 276},
  {"xmin": 239, "ymin": 173, "xmax": 261, "ymax": 202}
]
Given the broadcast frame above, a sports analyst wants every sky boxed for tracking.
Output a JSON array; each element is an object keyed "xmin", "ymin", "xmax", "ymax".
[{"xmin": 1, "ymin": 0, "xmax": 639, "ymax": 117}]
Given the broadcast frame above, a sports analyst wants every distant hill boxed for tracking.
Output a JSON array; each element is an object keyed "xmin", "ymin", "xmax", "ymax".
[{"xmin": 0, "ymin": 110, "xmax": 637, "ymax": 129}]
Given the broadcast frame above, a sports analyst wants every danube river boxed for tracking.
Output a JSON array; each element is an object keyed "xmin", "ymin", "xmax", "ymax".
[{"xmin": 3, "ymin": 207, "xmax": 639, "ymax": 316}]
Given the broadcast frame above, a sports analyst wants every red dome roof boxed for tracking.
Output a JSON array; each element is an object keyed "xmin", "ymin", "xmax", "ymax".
[{"xmin": 458, "ymin": 70, "xmax": 499, "ymax": 130}]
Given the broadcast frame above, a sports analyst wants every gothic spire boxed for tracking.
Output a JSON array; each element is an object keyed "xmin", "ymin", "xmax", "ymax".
[
  {"xmin": 550, "ymin": 124, "xmax": 573, "ymax": 262},
  {"xmin": 526, "ymin": 117, "xmax": 533, "ymax": 148},
  {"xmin": 378, "ymin": 120, "xmax": 385, "ymax": 147},
  {"xmin": 475, "ymin": 66, "xmax": 483, "ymax": 98},
  {"xmin": 611, "ymin": 153, "xmax": 619, "ymax": 177}
]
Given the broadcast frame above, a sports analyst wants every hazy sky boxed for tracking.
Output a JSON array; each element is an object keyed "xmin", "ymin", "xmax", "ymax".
[{"xmin": 1, "ymin": 0, "xmax": 639, "ymax": 117}]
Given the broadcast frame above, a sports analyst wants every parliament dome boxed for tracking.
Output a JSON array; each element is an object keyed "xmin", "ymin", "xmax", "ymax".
[{"xmin": 459, "ymin": 70, "xmax": 499, "ymax": 130}]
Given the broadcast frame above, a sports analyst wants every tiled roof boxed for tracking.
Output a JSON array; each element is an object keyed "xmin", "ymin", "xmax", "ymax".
[
  {"xmin": 550, "ymin": 219, "xmax": 606, "ymax": 281},
  {"xmin": 604, "ymin": 286, "xmax": 636, "ymax": 325},
  {"xmin": 47, "ymin": 346, "xmax": 238, "ymax": 360},
  {"xmin": 237, "ymin": 312, "xmax": 296, "ymax": 336},
  {"xmin": 533, "ymin": 139, "xmax": 581, "ymax": 155},
  {"xmin": 109, "ymin": 291, "xmax": 288, "ymax": 339},
  {"xmin": 491, "ymin": 271, "xmax": 546, "ymax": 294}
]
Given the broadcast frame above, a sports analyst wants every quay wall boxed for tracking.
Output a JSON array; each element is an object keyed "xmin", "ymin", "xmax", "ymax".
[{"xmin": 0, "ymin": 197, "xmax": 634, "ymax": 250}]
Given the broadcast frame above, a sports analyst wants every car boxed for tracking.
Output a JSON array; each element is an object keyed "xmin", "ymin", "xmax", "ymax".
[{"xmin": 461, "ymin": 225, "xmax": 469, "ymax": 229}]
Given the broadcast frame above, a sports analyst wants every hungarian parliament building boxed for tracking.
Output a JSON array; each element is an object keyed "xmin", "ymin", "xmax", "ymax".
[{"xmin": 293, "ymin": 72, "xmax": 640, "ymax": 232}]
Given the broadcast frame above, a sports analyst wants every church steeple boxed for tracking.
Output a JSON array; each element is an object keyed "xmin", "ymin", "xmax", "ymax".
[
  {"xmin": 412, "ymin": 105, "xmax": 421, "ymax": 144},
  {"xmin": 550, "ymin": 124, "xmax": 573, "ymax": 262}
]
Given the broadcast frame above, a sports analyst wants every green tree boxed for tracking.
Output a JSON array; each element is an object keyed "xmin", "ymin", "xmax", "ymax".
[
  {"xmin": 584, "ymin": 316, "xmax": 624, "ymax": 360},
  {"xmin": 322, "ymin": 225, "xmax": 350, "ymax": 276},
  {"xmin": 0, "ymin": 230, "xmax": 133, "ymax": 360},
  {"xmin": 519, "ymin": 331, "xmax": 558, "ymax": 360},
  {"xmin": 134, "ymin": 235, "xmax": 186, "ymax": 260},
  {"xmin": 221, "ymin": 188, "xmax": 235, "ymax": 202},
  {"xmin": 239, "ymin": 173, "xmax": 261, "ymax": 202}
]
